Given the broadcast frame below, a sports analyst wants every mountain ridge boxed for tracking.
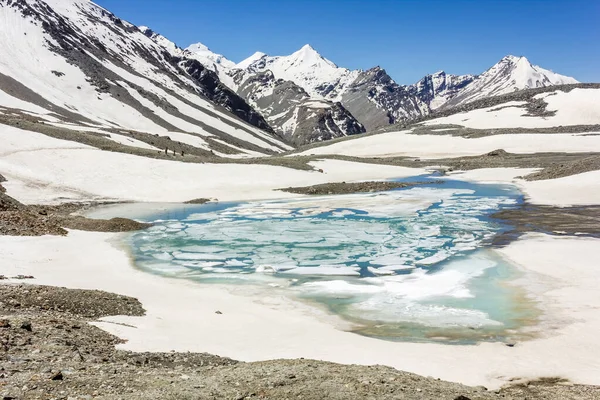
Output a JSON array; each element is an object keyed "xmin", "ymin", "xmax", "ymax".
[{"xmin": 180, "ymin": 40, "xmax": 578, "ymax": 140}]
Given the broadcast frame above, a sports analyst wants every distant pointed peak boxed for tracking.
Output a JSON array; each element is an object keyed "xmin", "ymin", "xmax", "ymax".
[
  {"xmin": 300, "ymin": 44, "xmax": 315, "ymax": 51},
  {"xmin": 285, "ymin": 43, "xmax": 339, "ymax": 68},
  {"xmin": 292, "ymin": 44, "xmax": 321, "ymax": 57},
  {"xmin": 236, "ymin": 51, "xmax": 267, "ymax": 69},
  {"xmin": 501, "ymin": 55, "xmax": 529, "ymax": 64},
  {"xmin": 186, "ymin": 42, "xmax": 211, "ymax": 53}
]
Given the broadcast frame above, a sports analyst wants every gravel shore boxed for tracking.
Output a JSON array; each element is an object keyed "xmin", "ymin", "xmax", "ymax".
[{"xmin": 0, "ymin": 190, "xmax": 150, "ymax": 236}]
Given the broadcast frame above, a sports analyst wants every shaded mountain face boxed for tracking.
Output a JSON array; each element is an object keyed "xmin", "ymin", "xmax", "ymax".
[
  {"xmin": 409, "ymin": 71, "xmax": 476, "ymax": 112},
  {"xmin": 0, "ymin": 0, "xmax": 289, "ymax": 155},
  {"xmin": 338, "ymin": 67, "xmax": 422, "ymax": 131},
  {"xmin": 233, "ymin": 70, "xmax": 365, "ymax": 146}
]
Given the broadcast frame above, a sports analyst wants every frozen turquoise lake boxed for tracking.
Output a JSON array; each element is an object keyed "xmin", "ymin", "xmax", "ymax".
[{"xmin": 116, "ymin": 177, "xmax": 536, "ymax": 343}]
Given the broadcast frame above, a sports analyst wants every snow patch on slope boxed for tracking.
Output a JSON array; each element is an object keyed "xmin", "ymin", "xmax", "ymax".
[{"xmin": 425, "ymin": 88, "xmax": 600, "ymax": 129}]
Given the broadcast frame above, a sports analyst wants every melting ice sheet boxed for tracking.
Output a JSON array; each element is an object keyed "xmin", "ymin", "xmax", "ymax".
[{"xmin": 127, "ymin": 179, "xmax": 535, "ymax": 343}]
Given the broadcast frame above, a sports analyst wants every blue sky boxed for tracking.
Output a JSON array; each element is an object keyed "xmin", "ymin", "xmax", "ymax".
[{"xmin": 95, "ymin": 0, "xmax": 599, "ymax": 84}]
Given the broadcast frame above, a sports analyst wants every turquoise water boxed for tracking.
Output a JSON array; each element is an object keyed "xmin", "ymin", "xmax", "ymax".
[{"xmin": 126, "ymin": 177, "xmax": 536, "ymax": 343}]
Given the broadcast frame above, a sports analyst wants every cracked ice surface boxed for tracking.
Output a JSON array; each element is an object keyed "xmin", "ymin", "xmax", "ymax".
[{"xmin": 129, "ymin": 183, "xmax": 523, "ymax": 334}]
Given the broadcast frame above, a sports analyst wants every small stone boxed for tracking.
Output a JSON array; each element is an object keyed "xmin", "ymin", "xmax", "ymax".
[
  {"xmin": 20, "ymin": 321, "xmax": 32, "ymax": 332},
  {"xmin": 0, "ymin": 319, "xmax": 10, "ymax": 328},
  {"xmin": 505, "ymin": 343, "xmax": 516, "ymax": 347},
  {"xmin": 215, "ymin": 311, "xmax": 223, "ymax": 315},
  {"xmin": 51, "ymin": 371, "xmax": 63, "ymax": 381},
  {"xmin": 454, "ymin": 396, "xmax": 471, "ymax": 400}
]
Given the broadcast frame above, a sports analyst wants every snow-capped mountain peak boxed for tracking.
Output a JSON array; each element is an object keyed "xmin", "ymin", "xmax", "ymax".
[
  {"xmin": 237, "ymin": 44, "xmax": 359, "ymax": 99},
  {"xmin": 501, "ymin": 54, "xmax": 524, "ymax": 63},
  {"xmin": 489, "ymin": 54, "xmax": 577, "ymax": 86},
  {"xmin": 287, "ymin": 44, "xmax": 337, "ymax": 69},
  {"xmin": 186, "ymin": 42, "xmax": 210, "ymax": 53},
  {"xmin": 442, "ymin": 54, "xmax": 579, "ymax": 107},
  {"xmin": 185, "ymin": 42, "xmax": 236, "ymax": 72},
  {"xmin": 236, "ymin": 51, "xmax": 267, "ymax": 69}
]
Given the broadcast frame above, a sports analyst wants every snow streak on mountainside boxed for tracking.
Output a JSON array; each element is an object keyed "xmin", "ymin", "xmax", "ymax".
[{"xmin": 0, "ymin": 0, "xmax": 291, "ymax": 155}]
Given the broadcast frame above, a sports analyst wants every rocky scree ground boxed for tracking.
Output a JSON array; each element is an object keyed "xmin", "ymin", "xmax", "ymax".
[
  {"xmin": 278, "ymin": 181, "xmax": 439, "ymax": 195},
  {"xmin": 0, "ymin": 187, "xmax": 150, "ymax": 236}
]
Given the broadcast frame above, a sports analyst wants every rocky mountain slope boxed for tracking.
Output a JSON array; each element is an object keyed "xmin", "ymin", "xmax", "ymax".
[
  {"xmin": 231, "ymin": 68, "xmax": 365, "ymax": 146},
  {"xmin": 0, "ymin": 0, "xmax": 291, "ymax": 156}
]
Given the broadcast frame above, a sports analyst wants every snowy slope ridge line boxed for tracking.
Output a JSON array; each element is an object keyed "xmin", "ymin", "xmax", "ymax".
[{"xmin": 0, "ymin": 0, "xmax": 292, "ymax": 155}]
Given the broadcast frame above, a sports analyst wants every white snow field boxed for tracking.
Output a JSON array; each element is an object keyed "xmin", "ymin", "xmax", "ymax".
[
  {"xmin": 299, "ymin": 129, "xmax": 600, "ymax": 159},
  {"xmin": 0, "ymin": 126, "xmax": 426, "ymax": 204},
  {"xmin": 424, "ymin": 88, "xmax": 600, "ymax": 129}
]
